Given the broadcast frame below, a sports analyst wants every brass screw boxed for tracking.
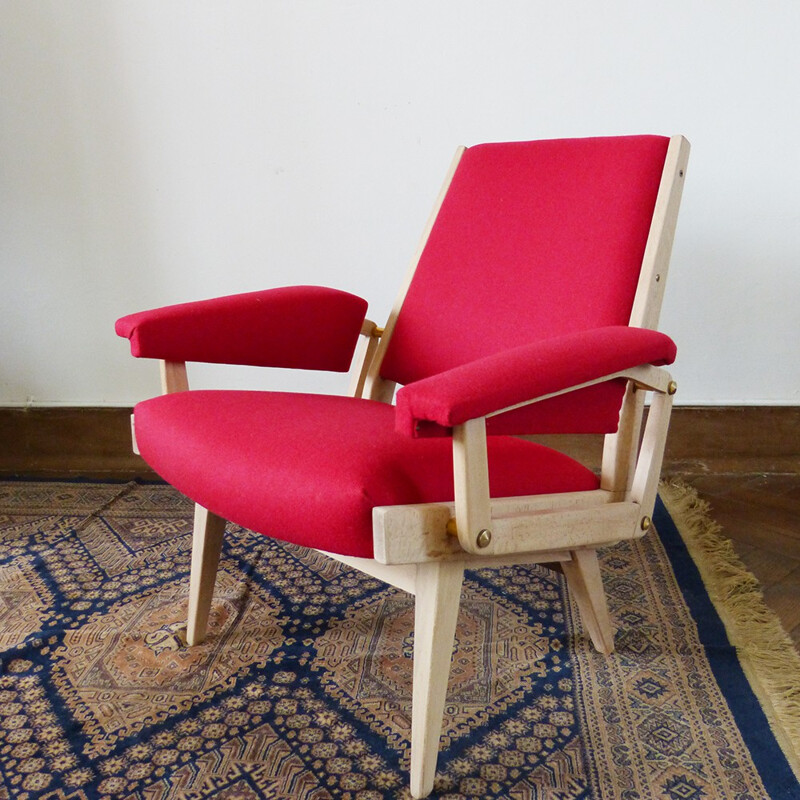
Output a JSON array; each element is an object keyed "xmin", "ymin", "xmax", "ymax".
[
  {"xmin": 476, "ymin": 529, "xmax": 492, "ymax": 548},
  {"xmin": 640, "ymin": 516, "xmax": 651, "ymax": 531},
  {"xmin": 667, "ymin": 381, "xmax": 678, "ymax": 396}
]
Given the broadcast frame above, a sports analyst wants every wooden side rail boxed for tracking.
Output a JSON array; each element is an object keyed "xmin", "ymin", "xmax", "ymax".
[{"xmin": 373, "ymin": 489, "xmax": 638, "ymax": 565}]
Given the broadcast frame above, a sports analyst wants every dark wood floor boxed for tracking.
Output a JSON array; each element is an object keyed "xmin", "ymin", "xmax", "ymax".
[{"xmin": 674, "ymin": 472, "xmax": 800, "ymax": 652}]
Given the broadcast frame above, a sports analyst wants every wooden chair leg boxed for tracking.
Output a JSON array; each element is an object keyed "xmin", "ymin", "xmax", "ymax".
[
  {"xmin": 562, "ymin": 548, "xmax": 615, "ymax": 655},
  {"xmin": 409, "ymin": 560, "xmax": 464, "ymax": 799},
  {"xmin": 186, "ymin": 503, "xmax": 226, "ymax": 646}
]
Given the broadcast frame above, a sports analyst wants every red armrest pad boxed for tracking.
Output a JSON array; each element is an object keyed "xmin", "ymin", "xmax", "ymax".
[
  {"xmin": 115, "ymin": 286, "xmax": 368, "ymax": 372},
  {"xmin": 395, "ymin": 326, "xmax": 676, "ymax": 436}
]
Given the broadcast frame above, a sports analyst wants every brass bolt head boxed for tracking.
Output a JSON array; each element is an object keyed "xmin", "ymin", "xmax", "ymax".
[
  {"xmin": 640, "ymin": 516, "xmax": 652, "ymax": 531},
  {"xmin": 667, "ymin": 381, "xmax": 678, "ymax": 396},
  {"xmin": 476, "ymin": 529, "xmax": 492, "ymax": 548}
]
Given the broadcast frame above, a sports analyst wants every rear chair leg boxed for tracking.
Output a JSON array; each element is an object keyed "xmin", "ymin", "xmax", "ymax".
[
  {"xmin": 186, "ymin": 503, "xmax": 226, "ymax": 646},
  {"xmin": 562, "ymin": 548, "xmax": 615, "ymax": 654},
  {"xmin": 410, "ymin": 560, "xmax": 465, "ymax": 799}
]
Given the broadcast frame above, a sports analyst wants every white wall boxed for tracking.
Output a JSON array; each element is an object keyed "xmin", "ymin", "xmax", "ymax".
[{"xmin": 2, "ymin": 1, "xmax": 798, "ymax": 406}]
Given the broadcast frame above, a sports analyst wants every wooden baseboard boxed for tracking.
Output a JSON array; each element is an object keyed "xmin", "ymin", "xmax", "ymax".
[
  {"xmin": 659, "ymin": 406, "xmax": 800, "ymax": 475},
  {"xmin": 530, "ymin": 406, "xmax": 800, "ymax": 476},
  {"xmin": 1, "ymin": 406, "xmax": 798, "ymax": 480},
  {"xmin": 0, "ymin": 407, "xmax": 157, "ymax": 480}
]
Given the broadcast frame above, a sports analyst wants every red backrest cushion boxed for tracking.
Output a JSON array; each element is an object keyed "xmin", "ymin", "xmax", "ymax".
[{"xmin": 380, "ymin": 135, "xmax": 669, "ymax": 434}]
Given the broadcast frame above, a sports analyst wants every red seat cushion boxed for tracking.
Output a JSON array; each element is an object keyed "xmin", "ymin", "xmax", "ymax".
[{"xmin": 133, "ymin": 391, "xmax": 600, "ymax": 558}]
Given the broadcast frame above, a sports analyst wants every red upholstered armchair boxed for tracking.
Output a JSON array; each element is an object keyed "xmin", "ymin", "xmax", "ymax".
[{"xmin": 116, "ymin": 135, "xmax": 690, "ymax": 799}]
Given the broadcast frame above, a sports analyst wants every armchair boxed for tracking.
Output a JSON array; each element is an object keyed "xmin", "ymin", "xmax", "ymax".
[{"xmin": 116, "ymin": 134, "xmax": 689, "ymax": 798}]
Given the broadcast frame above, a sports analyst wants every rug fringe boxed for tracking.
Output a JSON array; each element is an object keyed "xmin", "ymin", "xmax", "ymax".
[{"xmin": 660, "ymin": 481, "xmax": 800, "ymax": 781}]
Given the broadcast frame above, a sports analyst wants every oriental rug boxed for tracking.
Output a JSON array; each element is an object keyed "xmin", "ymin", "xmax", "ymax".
[{"xmin": 0, "ymin": 480, "xmax": 798, "ymax": 799}]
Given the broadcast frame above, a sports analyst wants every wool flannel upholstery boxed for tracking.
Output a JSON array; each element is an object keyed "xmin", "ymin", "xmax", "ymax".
[
  {"xmin": 395, "ymin": 326, "xmax": 676, "ymax": 437},
  {"xmin": 118, "ymin": 134, "xmax": 675, "ymax": 559},
  {"xmin": 116, "ymin": 286, "xmax": 368, "ymax": 372},
  {"xmin": 381, "ymin": 135, "xmax": 670, "ymax": 434},
  {"xmin": 132, "ymin": 391, "xmax": 600, "ymax": 557}
]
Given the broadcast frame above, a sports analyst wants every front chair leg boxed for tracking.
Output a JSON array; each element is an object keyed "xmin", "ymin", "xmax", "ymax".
[
  {"xmin": 562, "ymin": 548, "xmax": 615, "ymax": 655},
  {"xmin": 410, "ymin": 560, "xmax": 465, "ymax": 799},
  {"xmin": 186, "ymin": 503, "xmax": 226, "ymax": 646}
]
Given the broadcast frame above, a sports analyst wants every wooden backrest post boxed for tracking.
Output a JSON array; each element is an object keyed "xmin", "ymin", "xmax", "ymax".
[
  {"xmin": 602, "ymin": 135, "xmax": 690, "ymax": 495},
  {"xmin": 160, "ymin": 360, "xmax": 189, "ymax": 394}
]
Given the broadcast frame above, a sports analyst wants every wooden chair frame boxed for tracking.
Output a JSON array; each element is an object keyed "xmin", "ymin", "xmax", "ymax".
[{"xmin": 149, "ymin": 135, "xmax": 690, "ymax": 799}]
